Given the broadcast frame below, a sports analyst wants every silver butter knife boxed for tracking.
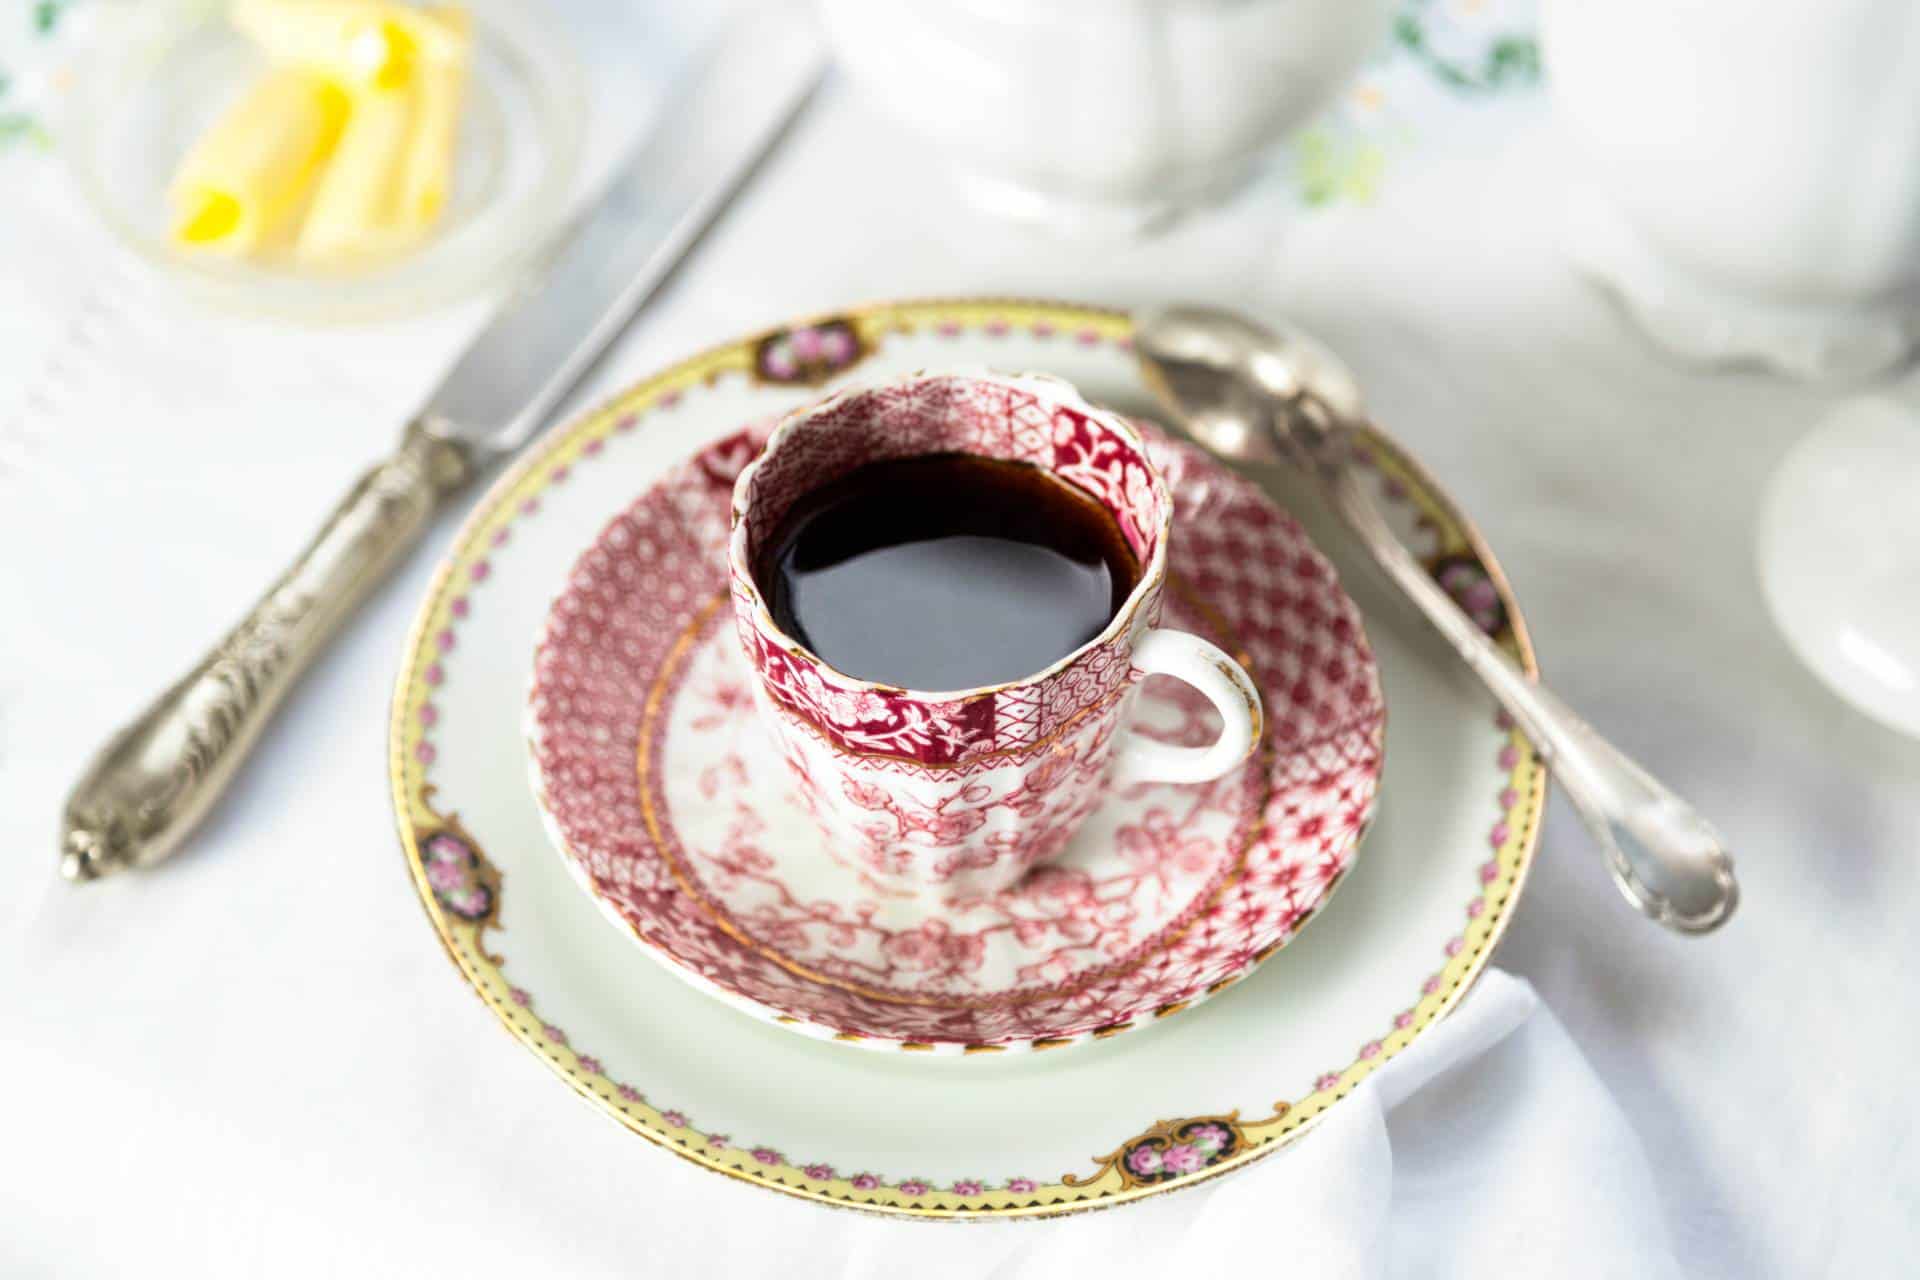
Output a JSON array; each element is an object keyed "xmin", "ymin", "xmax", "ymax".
[{"xmin": 59, "ymin": 6, "xmax": 826, "ymax": 883}]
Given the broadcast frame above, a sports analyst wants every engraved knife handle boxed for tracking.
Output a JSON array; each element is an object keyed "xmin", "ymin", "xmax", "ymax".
[{"xmin": 60, "ymin": 421, "xmax": 473, "ymax": 882}]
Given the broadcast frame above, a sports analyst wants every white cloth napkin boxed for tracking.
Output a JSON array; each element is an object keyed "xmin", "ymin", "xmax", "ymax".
[
  {"xmin": 821, "ymin": 969, "xmax": 1684, "ymax": 1280},
  {"xmin": 471, "ymin": 968, "xmax": 1675, "ymax": 1277}
]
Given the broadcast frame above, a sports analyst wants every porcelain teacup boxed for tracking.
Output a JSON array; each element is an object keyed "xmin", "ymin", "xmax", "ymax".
[{"xmin": 727, "ymin": 370, "xmax": 1263, "ymax": 898}]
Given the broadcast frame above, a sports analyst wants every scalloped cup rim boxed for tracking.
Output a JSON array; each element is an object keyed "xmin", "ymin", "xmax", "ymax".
[{"xmin": 726, "ymin": 367, "xmax": 1174, "ymax": 704}]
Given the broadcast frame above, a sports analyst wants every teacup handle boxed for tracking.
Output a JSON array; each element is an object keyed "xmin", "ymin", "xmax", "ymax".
[{"xmin": 1113, "ymin": 630, "xmax": 1263, "ymax": 785}]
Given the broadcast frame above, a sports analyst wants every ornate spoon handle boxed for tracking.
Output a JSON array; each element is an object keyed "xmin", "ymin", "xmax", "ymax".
[
  {"xmin": 1312, "ymin": 432, "xmax": 1738, "ymax": 933},
  {"xmin": 60, "ymin": 422, "xmax": 473, "ymax": 882}
]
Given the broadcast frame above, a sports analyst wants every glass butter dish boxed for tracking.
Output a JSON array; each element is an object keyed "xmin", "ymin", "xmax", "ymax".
[{"xmin": 61, "ymin": 0, "xmax": 583, "ymax": 322}]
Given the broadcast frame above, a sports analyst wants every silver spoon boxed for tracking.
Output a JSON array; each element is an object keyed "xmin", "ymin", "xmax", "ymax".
[{"xmin": 1136, "ymin": 305, "xmax": 1738, "ymax": 934}]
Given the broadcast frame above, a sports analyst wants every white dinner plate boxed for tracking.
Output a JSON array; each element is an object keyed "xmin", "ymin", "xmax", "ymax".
[{"xmin": 390, "ymin": 297, "xmax": 1545, "ymax": 1219}]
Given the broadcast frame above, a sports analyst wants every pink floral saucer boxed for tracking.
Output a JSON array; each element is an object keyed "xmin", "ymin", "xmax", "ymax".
[{"xmin": 527, "ymin": 417, "xmax": 1386, "ymax": 1054}]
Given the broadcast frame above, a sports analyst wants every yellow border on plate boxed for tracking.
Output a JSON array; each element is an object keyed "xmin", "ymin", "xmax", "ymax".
[{"xmin": 390, "ymin": 297, "xmax": 1546, "ymax": 1219}]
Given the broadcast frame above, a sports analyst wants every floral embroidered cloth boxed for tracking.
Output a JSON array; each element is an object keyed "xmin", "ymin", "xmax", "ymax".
[{"xmin": 0, "ymin": 0, "xmax": 74, "ymax": 152}]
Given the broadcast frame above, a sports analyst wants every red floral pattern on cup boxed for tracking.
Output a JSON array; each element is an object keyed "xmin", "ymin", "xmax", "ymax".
[
  {"xmin": 527, "ymin": 416, "xmax": 1386, "ymax": 1049},
  {"xmin": 727, "ymin": 372, "xmax": 1260, "ymax": 898}
]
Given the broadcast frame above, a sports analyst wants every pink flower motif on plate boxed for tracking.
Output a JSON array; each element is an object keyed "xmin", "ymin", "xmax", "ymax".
[
  {"xmin": 850, "ymin": 1173, "xmax": 881, "ymax": 1191},
  {"xmin": 1161, "ymin": 1145, "xmax": 1205, "ymax": 1175},
  {"xmin": 897, "ymin": 1179, "xmax": 930, "ymax": 1197},
  {"xmin": 751, "ymin": 1147, "xmax": 782, "ymax": 1165},
  {"xmin": 1432, "ymin": 554, "xmax": 1506, "ymax": 636},
  {"xmin": 420, "ymin": 831, "xmax": 491, "ymax": 921},
  {"xmin": 819, "ymin": 328, "xmax": 854, "ymax": 363},
  {"xmin": 752, "ymin": 320, "xmax": 866, "ymax": 385},
  {"xmin": 951, "ymin": 1179, "xmax": 983, "ymax": 1196},
  {"xmin": 1006, "ymin": 1178, "xmax": 1037, "ymax": 1194},
  {"xmin": 1186, "ymin": 1124, "xmax": 1231, "ymax": 1154},
  {"xmin": 803, "ymin": 1163, "xmax": 834, "ymax": 1180}
]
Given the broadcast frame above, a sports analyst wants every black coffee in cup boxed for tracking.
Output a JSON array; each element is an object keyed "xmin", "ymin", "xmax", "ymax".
[{"xmin": 755, "ymin": 453, "xmax": 1140, "ymax": 691}]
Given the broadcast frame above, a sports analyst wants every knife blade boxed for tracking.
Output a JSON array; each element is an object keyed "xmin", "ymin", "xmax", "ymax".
[
  {"xmin": 425, "ymin": 2, "xmax": 825, "ymax": 456},
  {"xmin": 58, "ymin": 5, "xmax": 827, "ymax": 883}
]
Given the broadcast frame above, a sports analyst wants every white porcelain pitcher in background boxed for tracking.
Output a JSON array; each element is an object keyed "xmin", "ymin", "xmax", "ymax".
[
  {"xmin": 821, "ymin": 0, "xmax": 1389, "ymax": 233},
  {"xmin": 1544, "ymin": 0, "xmax": 1920, "ymax": 379}
]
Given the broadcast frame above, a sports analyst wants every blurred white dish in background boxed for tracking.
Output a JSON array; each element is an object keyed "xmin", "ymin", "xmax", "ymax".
[
  {"xmin": 1758, "ymin": 396, "xmax": 1920, "ymax": 738},
  {"xmin": 1544, "ymin": 0, "xmax": 1920, "ymax": 380},
  {"xmin": 820, "ymin": 0, "xmax": 1390, "ymax": 233}
]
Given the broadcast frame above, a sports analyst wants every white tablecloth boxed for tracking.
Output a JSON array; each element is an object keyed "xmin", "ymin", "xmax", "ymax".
[{"xmin": 4, "ymin": 4, "xmax": 1917, "ymax": 1276}]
